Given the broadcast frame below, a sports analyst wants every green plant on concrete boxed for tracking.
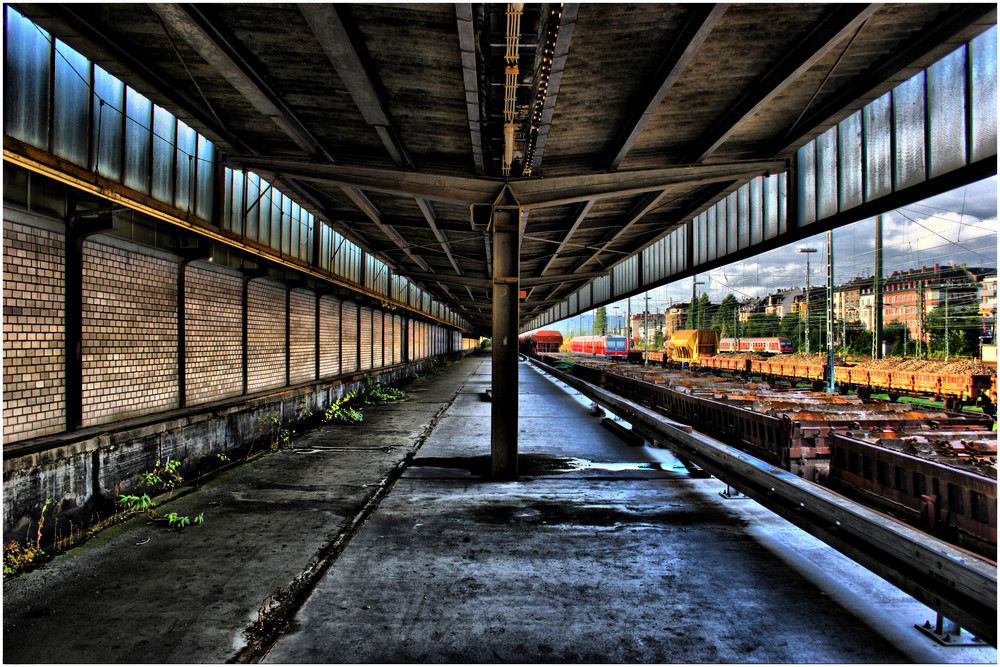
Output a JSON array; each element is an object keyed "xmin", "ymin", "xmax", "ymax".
[
  {"xmin": 363, "ymin": 375, "xmax": 409, "ymax": 404},
  {"xmin": 139, "ymin": 459, "xmax": 183, "ymax": 492},
  {"xmin": 256, "ymin": 413, "xmax": 280, "ymax": 451},
  {"xmin": 217, "ymin": 453, "xmax": 230, "ymax": 463},
  {"xmin": 117, "ymin": 494, "xmax": 154, "ymax": 511},
  {"xmin": 3, "ymin": 499, "xmax": 51, "ymax": 577},
  {"xmin": 323, "ymin": 392, "xmax": 364, "ymax": 424},
  {"xmin": 165, "ymin": 512, "xmax": 190, "ymax": 529}
]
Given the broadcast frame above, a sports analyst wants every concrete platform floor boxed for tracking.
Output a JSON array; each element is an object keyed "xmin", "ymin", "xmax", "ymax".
[{"xmin": 3, "ymin": 354, "xmax": 996, "ymax": 663}]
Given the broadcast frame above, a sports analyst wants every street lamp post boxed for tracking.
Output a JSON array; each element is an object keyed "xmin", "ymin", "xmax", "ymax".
[
  {"xmin": 799, "ymin": 248, "xmax": 818, "ymax": 353},
  {"xmin": 691, "ymin": 277, "xmax": 705, "ymax": 329}
]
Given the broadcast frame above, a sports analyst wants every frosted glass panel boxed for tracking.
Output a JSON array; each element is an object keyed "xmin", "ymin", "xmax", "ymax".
[
  {"xmin": 124, "ymin": 88, "xmax": 152, "ymax": 194},
  {"xmin": 93, "ymin": 66, "xmax": 124, "ymax": 180},
  {"xmin": 763, "ymin": 173, "xmax": 779, "ymax": 240},
  {"xmin": 175, "ymin": 120, "xmax": 197, "ymax": 211},
  {"xmin": 230, "ymin": 169, "xmax": 244, "ymax": 234},
  {"xmin": 893, "ymin": 72, "xmax": 926, "ymax": 190},
  {"xmin": 816, "ymin": 126, "xmax": 838, "ymax": 219},
  {"xmin": 864, "ymin": 92, "xmax": 892, "ymax": 201},
  {"xmin": 151, "ymin": 106, "xmax": 176, "ymax": 203},
  {"xmin": 196, "ymin": 135, "xmax": 214, "ymax": 220},
  {"xmin": 927, "ymin": 46, "xmax": 967, "ymax": 177},
  {"xmin": 797, "ymin": 143, "xmax": 817, "ymax": 225},
  {"xmin": 749, "ymin": 178, "xmax": 763, "ymax": 245},
  {"xmin": 53, "ymin": 40, "xmax": 90, "ymax": 165},
  {"xmin": 970, "ymin": 26, "xmax": 997, "ymax": 163},
  {"xmin": 737, "ymin": 185, "xmax": 750, "ymax": 249},
  {"xmin": 838, "ymin": 111, "xmax": 863, "ymax": 210},
  {"xmin": 243, "ymin": 172, "xmax": 259, "ymax": 240},
  {"xmin": 5, "ymin": 7, "xmax": 51, "ymax": 148},
  {"xmin": 726, "ymin": 193, "xmax": 738, "ymax": 254},
  {"xmin": 706, "ymin": 208, "xmax": 717, "ymax": 261}
]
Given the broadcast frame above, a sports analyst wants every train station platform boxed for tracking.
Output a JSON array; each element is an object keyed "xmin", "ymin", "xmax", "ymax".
[{"xmin": 2, "ymin": 354, "xmax": 996, "ymax": 664}]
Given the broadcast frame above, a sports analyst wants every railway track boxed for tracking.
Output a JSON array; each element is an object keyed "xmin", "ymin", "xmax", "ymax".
[
  {"xmin": 528, "ymin": 352, "xmax": 997, "ymax": 646},
  {"xmin": 539, "ymin": 352, "xmax": 997, "ymax": 561}
]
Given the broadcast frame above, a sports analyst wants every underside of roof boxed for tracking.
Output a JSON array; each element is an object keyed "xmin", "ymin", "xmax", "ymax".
[{"xmin": 16, "ymin": 2, "xmax": 996, "ymax": 334}]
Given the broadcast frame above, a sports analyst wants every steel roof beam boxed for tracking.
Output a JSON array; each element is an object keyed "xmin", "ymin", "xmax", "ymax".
[
  {"xmin": 225, "ymin": 156, "xmax": 785, "ymax": 207},
  {"xmin": 299, "ymin": 3, "xmax": 413, "ymax": 169},
  {"xmin": 605, "ymin": 4, "xmax": 728, "ymax": 170},
  {"xmin": 341, "ymin": 187, "xmax": 432, "ymax": 274},
  {"xmin": 681, "ymin": 3, "xmax": 882, "ymax": 164},
  {"xmin": 456, "ymin": 3, "xmax": 486, "ymax": 175},
  {"xmin": 765, "ymin": 3, "xmax": 997, "ymax": 156},
  {"xmin": 149, "ymin": 4, "xmax": 335, "ymax": 162}
]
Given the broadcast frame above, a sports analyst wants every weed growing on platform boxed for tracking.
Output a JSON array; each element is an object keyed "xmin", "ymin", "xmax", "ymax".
[
  {"xmin": 140, "ymin": 459, "xmax": 183, "ymax": 492},
  {"xmin": 114, "ymin": 460, "xmax": 207, "ymax": 531},
  {"xmin": 323, "ymin": 392, "xmax": 364, "ymax": 424},
  {"xmin": 3, "ymin": 499, "xmax": 51, "ymax": 577},
  {"xmin": 363, "ymin": 375, "xmax": 409, "ymax": 404}
]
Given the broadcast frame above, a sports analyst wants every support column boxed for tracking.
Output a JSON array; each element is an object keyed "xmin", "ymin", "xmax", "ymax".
[
  {"xmin": 491, "ymin": 198, "xmax": 520, "ymax": 481},
  {"xmin": 826, "ymin": 230, "xmax": 835, "ymax": 393},
  {"xmin": 873, "ymin": 214, "xmax": 884, "ymax": 358},
  {"xmin": 65, "ymin": 200, "xmax": 119, "ymax": 431}
]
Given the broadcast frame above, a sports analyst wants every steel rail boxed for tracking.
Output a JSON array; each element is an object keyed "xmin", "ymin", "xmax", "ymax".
[{"xmin": 530, "ymin": 356, "xmax": 997, "ymax": 646}]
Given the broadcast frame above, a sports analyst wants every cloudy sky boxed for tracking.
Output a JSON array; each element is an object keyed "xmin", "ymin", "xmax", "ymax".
[{"xmin": 556, "ymin": 176, "xmax": 997, "ymax": 332}]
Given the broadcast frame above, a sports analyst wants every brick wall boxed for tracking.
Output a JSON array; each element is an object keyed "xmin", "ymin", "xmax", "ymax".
[
  {"xmin": 341, "ymin": 301, "xmax": 359, "ymax": 373},
  {"xmin": 81, "ymin": 237, "xmax": 178, "ymax": 426},
  {"xmin": 184, "ymin": 262, "xmax": 242, "ymax": 405},
  {"xmin": 393, "ymin": 315, "xmax": 402, "ymax": 363},
  {"xmin": 373, "ymin": 308, "xmax": 383, "ymax": 368},
  {"xmin": 247, "ymin": 279, "xmax": 286, "ymax": 393},
  {"xmin": 318, "ymin": 295, "xmax": 341, "ymax": 378},
  {"xmin": 360, "ymin": 307, "xmax": 372, "ymax": 371},
  {"xmin": 2, "ymin": 219, "xmax": 66, "ymax": 443},
  {"xmin": 289, "ymin": 289, "xmax": 316, "ymax": 385}
]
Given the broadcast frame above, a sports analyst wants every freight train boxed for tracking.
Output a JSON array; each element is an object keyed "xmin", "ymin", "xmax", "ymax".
[
  {"xmin": 568, "ymin": 335, "xmax": 629, "ymax": 359},
  {"xmin": 518, "ymin": 330, "xmax": 563, "ymax": 357},
  {"xmin": 536, "ymin": 353, "xmax": 997, "ymax": 559},
  {"xmin": 697, "ymin": 354, "xmax": 997, "ymax": 416}
]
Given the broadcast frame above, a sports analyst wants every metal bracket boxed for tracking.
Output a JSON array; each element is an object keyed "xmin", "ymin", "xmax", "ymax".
[
  {"xmin": 915, "ymin": 614, "xmax": 989, "ymax": 647},
  {"xmin": 719, "ymin": 484, "xmax": 747, "ymax": 500}
]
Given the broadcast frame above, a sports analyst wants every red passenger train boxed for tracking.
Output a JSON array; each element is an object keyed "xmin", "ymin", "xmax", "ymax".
[
  {"xmin": 569, "ymin": 335, "xmax": 629, "ymax": 359},
  {"xmin": 719, "ymin": 337, "xmax": 793, "ymax": 354}
]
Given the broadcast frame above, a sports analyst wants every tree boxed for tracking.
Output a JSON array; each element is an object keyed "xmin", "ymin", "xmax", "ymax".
[
  {"xmin": 745, "ymin": 312, "xmax": 779, "ymax": 337},
  {"xmin": 593, "ymin": 306, "xmax": 608, "ymax": 336},
  {"xmin": 926, "ymin": 300, "xmax": 980, "ymax": 358},
  {"xmin": 778, "ymin": 313, "xmax": 801, "ymax": 351},
  {"xmin": 842, "ymin": 320, "xmax": 872, "ymax": 356},
  {"xmin": 653, "ymin": 329, "xmax": 665, "ymax": 349},
  {"xmin": 883, "ymin": 321, "xmax": 908, "ymax": 356},
  {"xmin": 712, "ymin": 294, "xmax": 739, "ymax": 337},
  {"xmin": 685, "ymin": 300, "xmax": 697, "ymax": 329},
  {"xmin": 696, "ymin": 293, "xmax": 713, "ymax": 329}
]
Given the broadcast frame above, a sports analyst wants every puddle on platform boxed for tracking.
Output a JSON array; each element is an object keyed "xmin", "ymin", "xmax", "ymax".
[{"xmin": 409, "ymin": 454, "xmax": 672, "ymax": 477}]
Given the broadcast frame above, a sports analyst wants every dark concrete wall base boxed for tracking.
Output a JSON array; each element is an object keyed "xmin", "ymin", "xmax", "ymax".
[{"xmin": 2, "ymin": 354, "xmax": 468, "ymax": 543}]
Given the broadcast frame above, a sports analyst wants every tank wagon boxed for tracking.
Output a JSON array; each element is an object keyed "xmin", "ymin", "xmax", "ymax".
[{"xmin": 518, "ymin": 330, "xmax": 563, "ymax": 357}]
